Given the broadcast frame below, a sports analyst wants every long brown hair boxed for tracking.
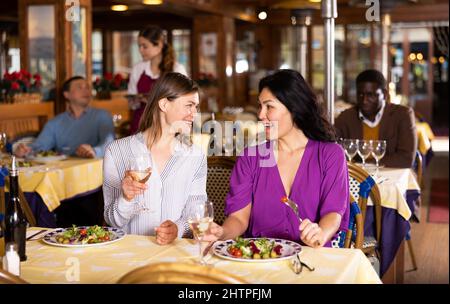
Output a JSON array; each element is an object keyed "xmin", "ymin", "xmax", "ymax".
[
  {"xmin": 138, "ymin": 72, "xmax": 199, "ymax": 147},
  {"xmin": 138, "ymin": 25, "xmax": 175, "ymax": 74}
]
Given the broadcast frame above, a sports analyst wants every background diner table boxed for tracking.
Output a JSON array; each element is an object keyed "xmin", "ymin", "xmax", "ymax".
[
  {"xmin": 12, "ymin": 228, "xmax": 381, "ymax": 284},
  {"xmin": 363, "ymin": 166, "xmax": 421, "ymax": 281},
  {"xmin": 3, "ymin": 157, "xmax": 104, "ymax": 227}
]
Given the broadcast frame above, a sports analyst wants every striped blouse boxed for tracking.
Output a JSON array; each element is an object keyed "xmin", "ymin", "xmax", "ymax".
[{"xmin": 103, "ymin": 132, "xmax": 207, "ymax": 237}]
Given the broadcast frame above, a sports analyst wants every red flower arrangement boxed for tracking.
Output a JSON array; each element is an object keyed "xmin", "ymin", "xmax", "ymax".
[
  {"xmin": 1, "ymin": 69, "xmax": 42, "ymax": 100},
  {"xmin": 93, "ymin": 72, "xmax": 128, "ymax": 94}
]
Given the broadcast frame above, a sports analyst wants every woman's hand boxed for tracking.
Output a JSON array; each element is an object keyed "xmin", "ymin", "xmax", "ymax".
[
  {"xmin": 202, "ymin": 222, "xmax": 224, "ymax": 242},
  {"xmin": 299, "ymin": 219, "xmax": 326, "ymax": 248},
  {"xmin": 121, "ymin": 171, "xmax": 147, "ymax": 201},
  {"xmin": 155, "ymin": 220, "xmax": 178, "ymax": 245}
]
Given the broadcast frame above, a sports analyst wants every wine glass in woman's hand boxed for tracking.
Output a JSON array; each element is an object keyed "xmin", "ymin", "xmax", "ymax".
[{"xmin": 126, "ymin": 154, "xmax": 153, "ymax": 212}]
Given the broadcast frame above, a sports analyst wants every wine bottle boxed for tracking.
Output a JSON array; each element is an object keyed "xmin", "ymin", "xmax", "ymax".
[{"xmin": 4, "ymin": 156, "xmax": 27, "ymax": 261}]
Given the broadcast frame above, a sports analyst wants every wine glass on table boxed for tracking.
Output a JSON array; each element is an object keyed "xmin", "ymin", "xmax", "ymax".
[
  {"xmin": 357, "ymin": 140, "xmax": 373, "ymax": 168},
  {"xmin": 342, "ymin": 139, "xmax": 359, "ymax": 162},
  {"xmin": 188, "ymin": 200, "xmax": 214, "ymax": 265},
  {"xmin": 371, "ymin": 140, "xmax": 386, "ymax": 177},
  {"xmin": 128, "ymin": 154, "xmax": 153, "ymax": 212}
]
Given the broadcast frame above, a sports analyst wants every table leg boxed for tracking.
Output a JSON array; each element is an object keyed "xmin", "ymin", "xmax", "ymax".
[{"xmin": 381, "ymin": 240, "xmax": 405, "ymax": 284}]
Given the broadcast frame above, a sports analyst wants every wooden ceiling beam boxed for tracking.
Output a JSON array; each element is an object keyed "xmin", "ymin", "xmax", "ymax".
[{"xmin": 123, "ymin": 0, "xmax": 257, "ymax": 22}]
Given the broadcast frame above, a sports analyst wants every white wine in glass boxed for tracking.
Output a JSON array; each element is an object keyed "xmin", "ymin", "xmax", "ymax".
[
  {"xmin": 129, "ymin": 154, "xmax": 153, "ymax": 212},
  {"xmin": 188, "ymin": 200, "xmax": 214, "ymax": 265}
]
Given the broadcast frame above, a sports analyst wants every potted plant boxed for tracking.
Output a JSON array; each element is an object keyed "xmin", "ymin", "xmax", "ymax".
[
  {"xmin": 93, "ymin": 72, "xmax": 128, "ymax": 100},
  {"xmin": 0, "ymin": 70, "xmax": 42, "ymax": 103}
]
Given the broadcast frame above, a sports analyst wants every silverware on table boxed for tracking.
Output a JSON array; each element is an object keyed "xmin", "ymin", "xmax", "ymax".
[
  {"xmin": 292, "ymin": 252, "xmax": 315, "ymax": 275},
  {"xmin": 26, "ymin": 229, "xmax": 47, "ymax": 241}
]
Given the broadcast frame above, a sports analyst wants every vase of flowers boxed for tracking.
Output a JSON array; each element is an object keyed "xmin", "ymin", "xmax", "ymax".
[
  {"xmin": 0, "ymin": 70, "xmax": 42, "ymax": 103},
  {"xmin": 93, "ymin": 72, "xmax": 129, "ymax": 100}
]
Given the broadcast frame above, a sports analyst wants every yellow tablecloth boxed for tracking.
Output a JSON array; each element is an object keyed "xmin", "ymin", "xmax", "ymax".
[
  {"xmin": 17, "ymin": 158, "xmax": 103, "ymax": 212},
  {"xmin": 416, "ymin": 122, "xmax": 435, "ymax": 155},
  {"xmin": 14, "ymin": 229, "xmax": 381, "ymax": 284},
  {"xmin": 367, "ymin": 167, "xmax": 420, "ymax": 220}
]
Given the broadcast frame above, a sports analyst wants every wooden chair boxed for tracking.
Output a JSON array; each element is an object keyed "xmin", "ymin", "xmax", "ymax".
[
  {"xmin": 347, "ymin": 162, "xmax": 382, "ymax": 257},
  {"xmin": 342, "ymin": 194, "xmax": 364, "ymax": 249},
  {"xmin": 404, "ymin": 151, "xmax": 423, "ymax": 272},
  {"xmin": 117, "ymin": 262, "xmax": 247, "ymax": 284},
  {"xmin": 0, "ymin": 269, "xmax": 29, "ymax": 284},
  {"xmin": 206, "ymin": 156, "xmax": 236, "ymax": 225}
]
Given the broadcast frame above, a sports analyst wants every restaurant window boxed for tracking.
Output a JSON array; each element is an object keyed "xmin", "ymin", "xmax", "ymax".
[
  {"xmin": 311, "ymin": 25, "xmax": 324, "ymax": 91},
  {"xmin": 172, "ymin": 29, "xmax": 191, "ymax": 76},
  {"xmin": 335, "ymin": 25, "xmax": 345, "ymax": 100},
  {"xmin": 235, "ymin": 31, "xmax": 256, "ymax": 74},
  {"xmin": 279, "ymin": 26, "xmax": 309, "ymax": 75},
  {"xmin": 72, "ymin": 7, "xmax": 87, "ymax": 77},
  {"xmin": 112, "ymin": 31, "xmax": 140, "ymax": 75},
  {"xmin": 92, "ymin": 30, "xmax": 103, "ymax": 79},
  {"xmin": 28, "ymin": 5, "xmax": 56, "ymax": 100},
  {"xmin": 345, "ymin": 24, "xmax": 372, "ymax": 103}
]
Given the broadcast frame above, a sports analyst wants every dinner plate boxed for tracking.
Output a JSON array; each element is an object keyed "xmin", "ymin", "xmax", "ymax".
[
  {"xmin": 42, "ymin": 226, "xmax": 126, "ymax": 248},
  {"xmin": 212, "ymin": 238, "xmax": 302, "ymax": 263},
  {"xmin": 27, "ymin": 154, "xmax": 67, "ymax": 163}
]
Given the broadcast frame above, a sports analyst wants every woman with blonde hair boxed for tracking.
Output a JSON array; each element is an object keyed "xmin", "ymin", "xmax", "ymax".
[{"xmin": 104, "ymin": 72, "xmax": 205, "ymax": 245}]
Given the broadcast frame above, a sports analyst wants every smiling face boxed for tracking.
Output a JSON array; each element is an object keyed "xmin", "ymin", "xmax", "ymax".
[
  {"xmin": 356, "ymin": 81, "xmax": 386, "ymax": 120},
  {"xmin": 257, "ymin": 87, "xmax": 295, "ymax": 141},
  {"xmin": 161, "ymin": 92, "xmax": 200, "ymax": 135},
  {"xmin": 138, "ymin": 36, "xmax": 163, "ymax": 62}
]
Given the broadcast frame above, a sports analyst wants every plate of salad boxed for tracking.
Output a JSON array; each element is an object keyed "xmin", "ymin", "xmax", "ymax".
[
  {"xmin": 42, "ymin": 225, "xmax": 126, "ymax": 247},
  {"xmin": 27, "ymin": 151, "xmax": 67, "ymax": 163},
  {"xmin": 212, "ymin": 237, "xmax": 302, "ymax": 262}
]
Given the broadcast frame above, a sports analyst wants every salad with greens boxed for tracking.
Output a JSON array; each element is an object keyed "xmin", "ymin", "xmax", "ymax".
[
  {"xmin": 55, "ymin": 225, "xmax": 112, "ymax": 245},
  {"xmin": 227, "ymin": 237, "xmax": 283, "ymax": 259}
]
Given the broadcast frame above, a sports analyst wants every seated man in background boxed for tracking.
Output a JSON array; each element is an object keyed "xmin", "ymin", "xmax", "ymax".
[
  {"xmin": 335, "ymin": 69, "xmax": 417, "ymax": 168},
  {"xmin": 15, "ymin": 76, "xmax": 115, "ymax": 158}
]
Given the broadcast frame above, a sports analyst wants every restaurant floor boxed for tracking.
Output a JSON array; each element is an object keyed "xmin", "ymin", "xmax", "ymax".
[{"xmin": 404, "ymin": 144, "xmax": 449, "ymax": 284}]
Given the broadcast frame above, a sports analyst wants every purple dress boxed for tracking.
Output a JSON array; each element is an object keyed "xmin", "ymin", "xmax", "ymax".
[
  {"xmin": 225, "ymin": 140, "xmax": 350, "ymax": 247},
  {"xmin": 129, "ymin": 72, "xmax": 157, "ymax": 135}
]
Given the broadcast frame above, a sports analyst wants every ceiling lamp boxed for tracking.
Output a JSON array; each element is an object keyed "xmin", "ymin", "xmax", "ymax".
[
  {"xmin": 258, "ymin": 9, "xmax": 267, "ymax": 20},
  {"xmin": 309, "ymin": 0, "xmax": 321, "ymax": 2},
  {"xmin": 111, "ymin": 5, "xmax": 128, "ymax": 11},
  {"xmin": 143, "ymin": 0, "xmax": 163, "ymax": 4}
]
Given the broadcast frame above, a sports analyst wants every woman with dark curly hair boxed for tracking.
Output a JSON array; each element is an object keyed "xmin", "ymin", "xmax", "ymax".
[{"xmin": 204, "ymin": 69, "xmax": 349, "ymax": 248}]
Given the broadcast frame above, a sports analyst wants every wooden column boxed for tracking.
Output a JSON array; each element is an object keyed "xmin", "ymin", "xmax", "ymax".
[
  {"xmin": 193, "ymin": 14, "xmax": 235, "ymax": 111},
  {"xmin": 18, "ymin": 0, "xmax": 92, "ymax": 114}
]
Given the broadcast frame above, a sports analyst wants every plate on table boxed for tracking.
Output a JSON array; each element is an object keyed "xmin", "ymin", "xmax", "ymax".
[
  {"xmin": 212, "ymin": 237, "xmax": 302, "ymax": 263},
  {"xmin": 27, "ymin": 154, "xmax": 67, "ymax": 163},
  {"xmin": 42, "ymin": 226, "xmax": 126, "ymax": 248}
]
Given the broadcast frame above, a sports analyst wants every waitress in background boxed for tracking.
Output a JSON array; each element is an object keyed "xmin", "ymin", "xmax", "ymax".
[{"xmin": 127, "ymin": 25, "xmax": 187, "ymax": 135}]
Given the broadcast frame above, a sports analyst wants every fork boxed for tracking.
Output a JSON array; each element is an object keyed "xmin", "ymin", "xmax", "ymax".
[
  {"xmin": 281, "ymin": 196, "xmax": 303, "ymax": 223},
  {"xmin": 281, "ymin": 196, "xmax": 321, "ymax": 247}
]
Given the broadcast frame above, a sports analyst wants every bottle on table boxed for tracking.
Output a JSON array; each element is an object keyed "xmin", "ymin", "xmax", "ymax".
[{"xmin": 4, "ymin": 156, "xmax": 27, "ymax": 261}]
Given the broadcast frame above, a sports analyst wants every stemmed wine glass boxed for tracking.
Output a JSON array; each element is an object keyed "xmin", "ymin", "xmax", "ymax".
[
  {"xmin": 128, "ymin": 154, "xmax": 153, "ymax": 212},
  {"xmin": 188, "ymin": 200, "xmax": 214, "ymax": 265},
  {"xmin": 371, "ymin": 140, "xmax": 387, "ymax": 175},
  {"xmin": 357, "ymin": 140, "xmax": 373, "ymax": 167},
  {"xmin": 342, "ymin": 139, "xmax": 359, "ymax": 162}
]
